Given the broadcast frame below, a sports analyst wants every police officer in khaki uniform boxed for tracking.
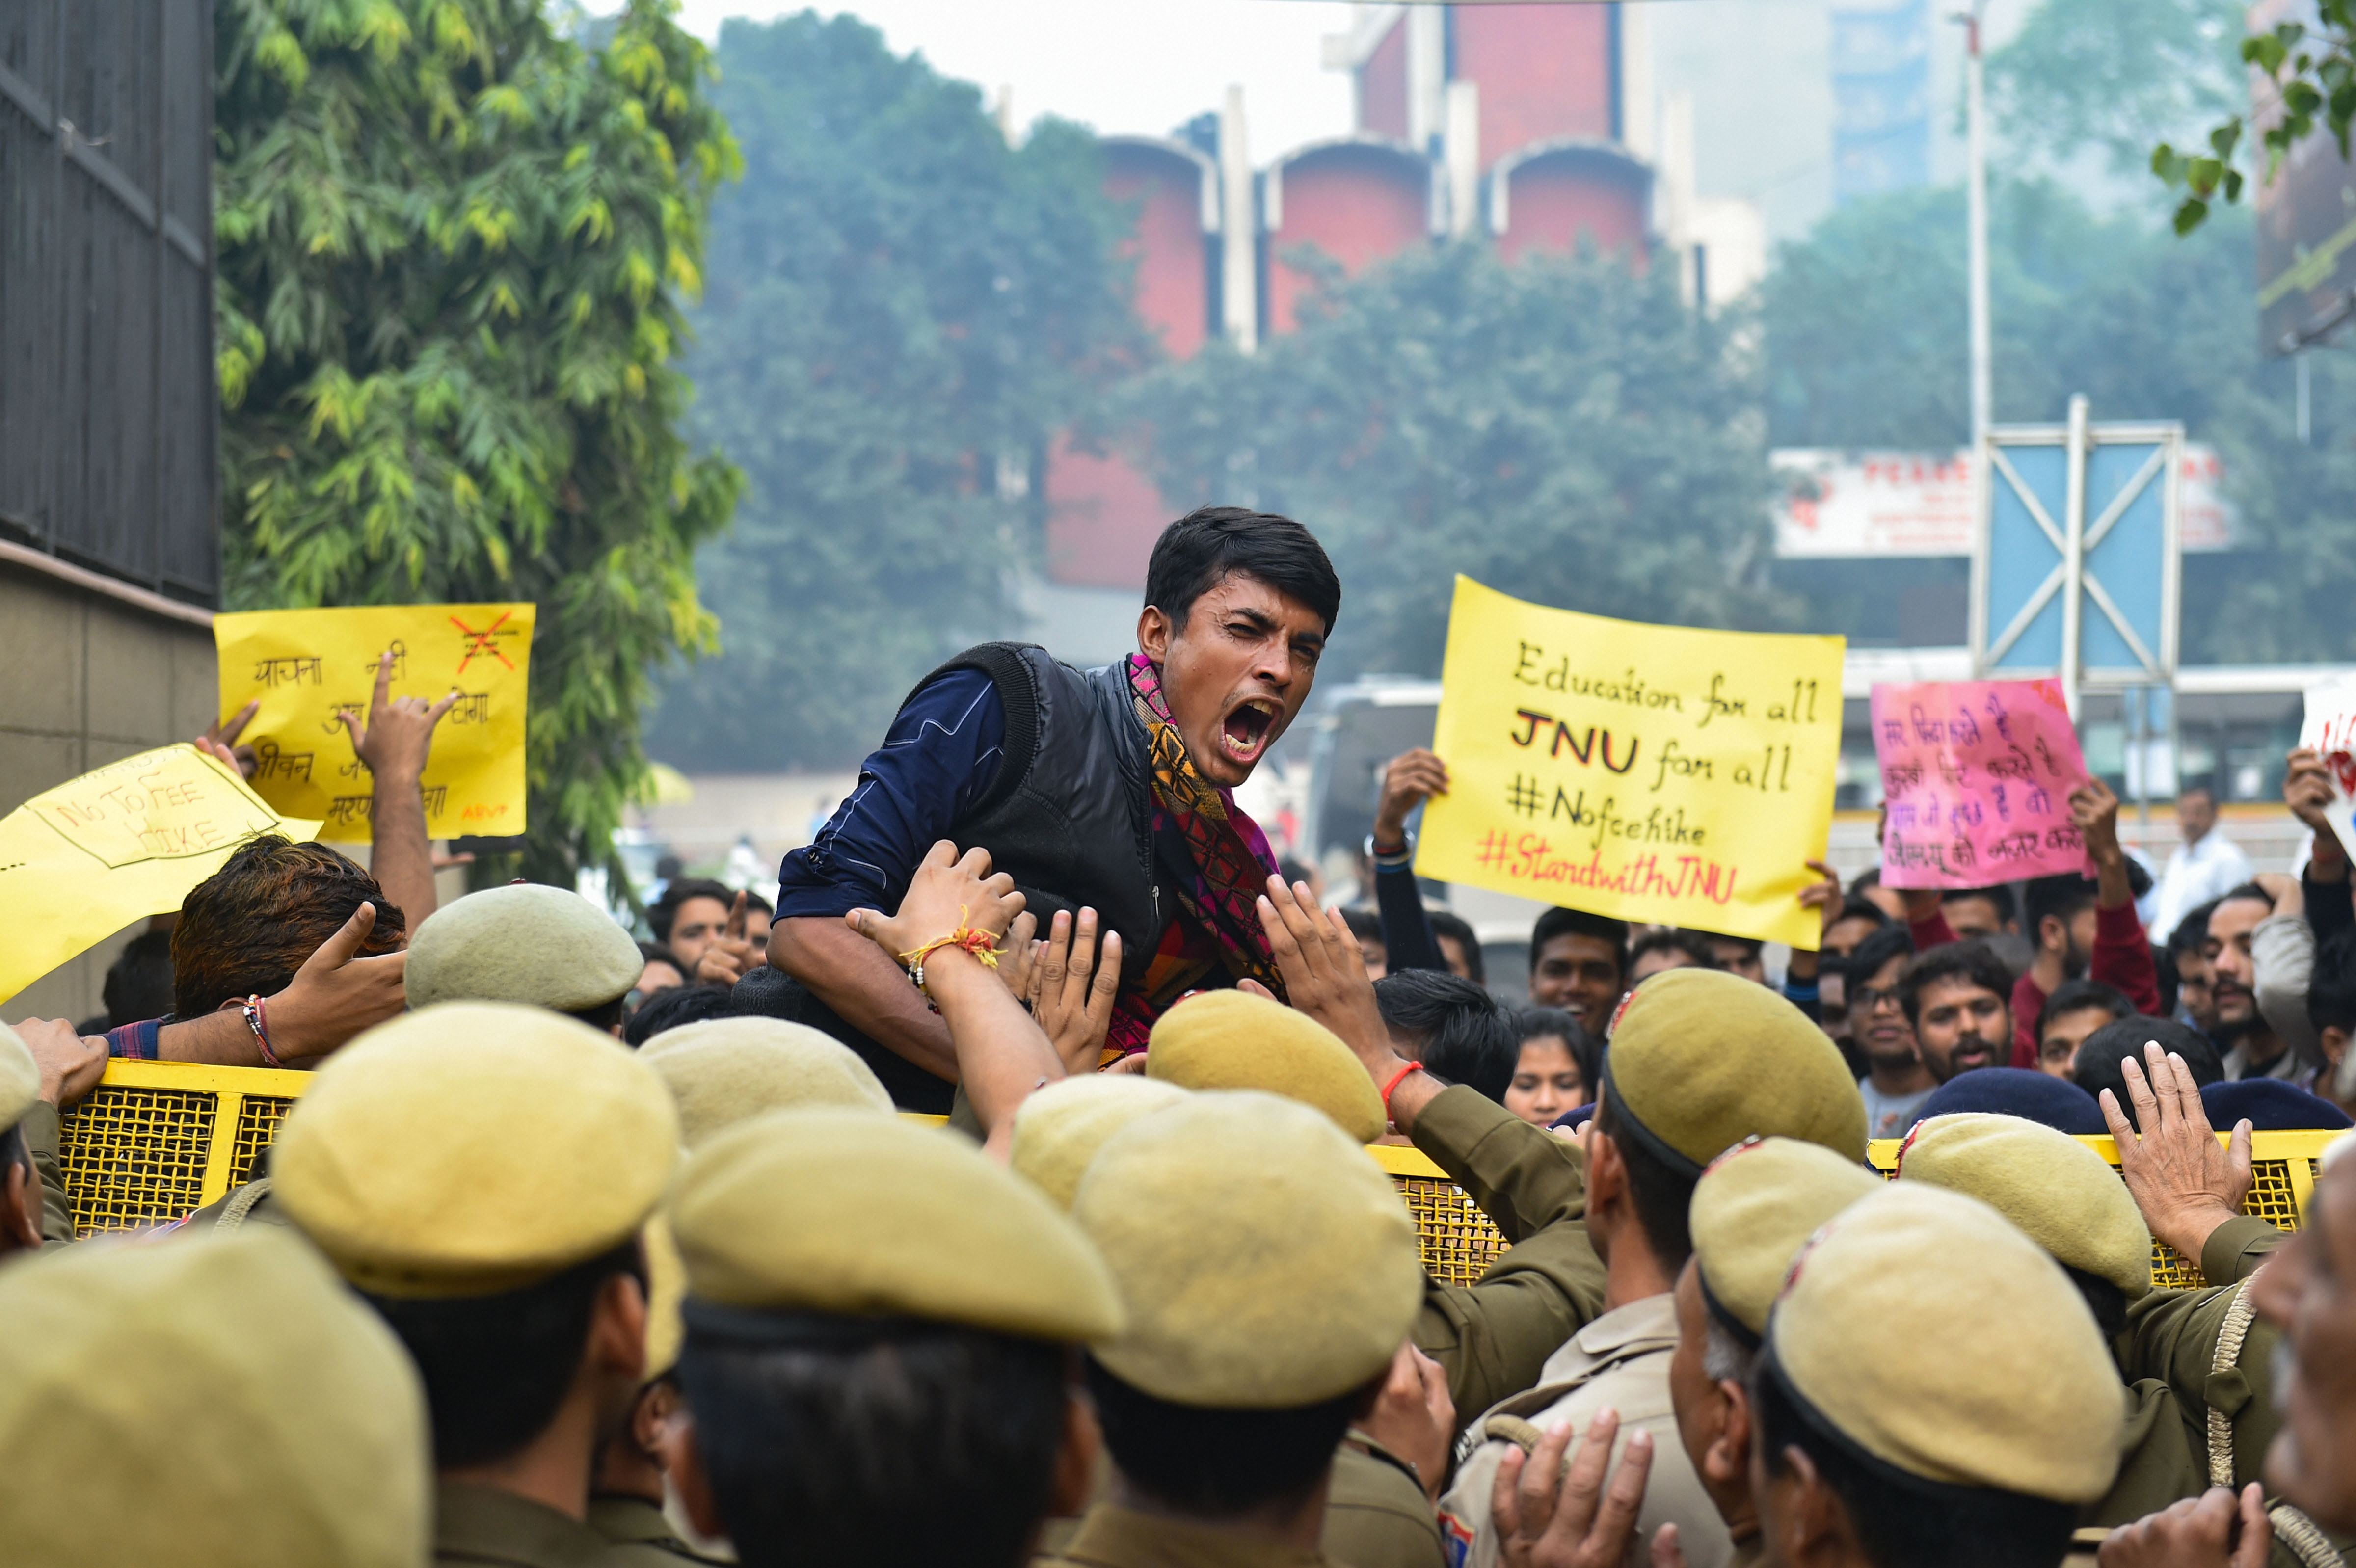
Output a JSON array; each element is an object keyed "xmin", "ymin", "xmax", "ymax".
[
  {"xmin": 587, "ymin": 1015, "xmax": 902, "ymax": 1565},
  {"xmin": 1434, "ymin": 969, "xmax": 1870, "ymax": 1568},
  {"xmin": 1045, "ymin": 1088, "xmax": 1429, "ymax": 1568},
  {"xmin": 271, "ymin": 1001, "xmax": 680, "ymax": 1568},
  {"xmin": 1748, "ymin": 1183, "xmax": 2126, "ymax": 1568},
  {"xmin": 0, "ymin": 1018, "xmax": 103, "ymax": 1248},
  {"xmin": 0, "ymin": 1226, "xmax": 433, "ymax": 1567},
  {"xmin": 659, "ymin": 1106, "xmax": 1124, "ymax": 1568}
]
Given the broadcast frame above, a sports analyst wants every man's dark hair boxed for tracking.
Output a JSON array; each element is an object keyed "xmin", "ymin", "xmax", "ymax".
[
  {"xmin": 1941, "ymin": 884, "xmax": 2017, "ymax": 928},
  {"xmin": 1375, "ymin": 969, "xmax": 1516, "ymax": 1102},
  {"xmin": 679, "ymin": 1321, "xmax": 1070, "ymax": 1568},
  {"xmin": 730, "ymin": 963, "xmax": 812, "ymax": 1023},
  {"xmin": 1593, "ymin": 1090, "xmax": 1696, "ymax": 1271},
  {"xmin": 2219, "ymin": 881, "xmax": 2277, "ymax": 914},
  {"xmin": 366, "ymin": 1240, "xmax": 642, "ymax": 1469},
  {"xmin": 1143, "ymin": 506, "xmax": 1341, "ymax": 636},
  {"xmin": 1843, "ymin": 925, "xmax": 1916, "ymax": 993},
  {"xmin": 1339, "ymin": 906, "xmax": 1383, "ymax": 944},
  {"xmin": 101, "ymin": 930, "xmax": 176, "ymax": 1028},
  {"xmin": 1697, "ymin": 930, "xmax": 1765, "ymax": 961},
  {"xmin": 2072, "ymin": 1016, "xmax": 2225, "ymax": 1114},
  {"xmin": 1277, "ymin": 856, "xmax": 1316, "ymax": 888},
  {"xmin": 2039, "ymin": 978, "xmax": 2132, "ymax": 1036},
  {"xmin": 1848, "ymin": 865, "xmax": 1886, "ymax": 897},
  {"xmin": 2180, "ymin": 783, "xmax": 2217, "ymax": 806},
  {"xmin": 1514, "ymin": 1007, "xmax": 1602, "ymax": 1102},
  {"xmin": 568, "ymin": 994, "xmax": 631, "ymax": 1035},
  {"xmin": 1754, "ymin": 1356, "xmax": 2077, "ymax": 1568},
  {"xmin": 1085, "ymin": 1356, "xmax": 1370, "ymax": 1516},
  {"xmin": 2311, "ymin": 929, "xmax": 2356, "ymax": 1039},
  {"xmin": 1427, "ymin": 909, "xmax": 1487, "ymax": 985},
  {"xmin": 172, "ymin": 836, "xmax": 405, "ymax": 1018},
  {"xmin": 2025, "ymin": 863, "xmax": 2154, "ymax": 942},
  {"xmin": 637, "ymin": 940, "xmax": 683, "ymax": 973},
  {"xmin": 1833, "ymin": 894, "xmax": 1892, "ymax": 933},
  {"xmin": 625, "ymin": 983, "xmax": 735, "ymax": 1047},
  {"xmin": 1630, "ymin": 929, "xmax": 1720, "ymax": 975},
  {"xmin": 648, "ymin": 878, "xmax": 737, "ymax": 945},
  {"xmin": 2169, "ymin": 899, "xmax": 2222, "ymax": 957},
  {"xmin": 1898, "ymin": 940, "xmax": 2012, "ymax": 1028},
  {"xmin": 1529, "ymin": 908, "xmax": 1630, "ymax": 980}
]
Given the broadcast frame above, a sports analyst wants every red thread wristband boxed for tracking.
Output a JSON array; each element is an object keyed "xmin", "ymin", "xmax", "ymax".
[{"xmin": 1379, "ymin": 1061, "xmax": 1422, "ymax": 1117}]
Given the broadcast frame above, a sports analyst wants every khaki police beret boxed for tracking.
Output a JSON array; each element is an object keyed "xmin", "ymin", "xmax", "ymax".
[
  {"xmin": 273, "ymin": 1002, "xmax": 679, "ymax": 1297},
  {"xmin": 1897, "ymin": 1113, "xmax": 2151, "ymax": 1298},
  {"xmin": 0, "ymin": 1022, "xmax": 37, "ymax": 1129},
  {"xmin": 404, "ymin": 883, "xmax": 645, "ymax": 1014},
  {"xmin": 0, "ymin": 1229, "xmax": 430, "ymax": 1568},
  {"xmin": 1011, "ymin": 1074, "xmax": 1192, "ymax": 1211},
  {"xmin": 1074, "ymin": 1089, "xmax": 1423, "ymax": 1409},
  {"xmin": 1768, "ymin": 1182, "xmax": 2124, "ymax": 1503},
  {"xmin": 1691, "ymin": 1136, "xmax": 1880, "ymax": 1341},
  {"xmin": 1148, "ymin": 989, "xmax": 1385, "ymax": 1143},
  {"xmin": 1607, "ymin": 968, "xmax": 1867, "ymax": 1173},
  {"xmin": 643, "ymin": 1213, "xmax": 686, "ymax": 1380},
  {"xmin": 646, "ymin": 1020, "xmax": 893, "ymax": 1148},
  {"xmin": 672, "ymin": 1107, "xmax": 1124, "ymax": 1343}
]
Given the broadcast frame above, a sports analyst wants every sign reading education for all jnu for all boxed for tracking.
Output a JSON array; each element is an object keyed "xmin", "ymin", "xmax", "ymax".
[
  {"xmin": 1416, "ymin": 577, "xmax": 1847, "ymax": 949},
  {"xmin": 214, "ymin": 603, "xmax": 535, "ymax": 843}
]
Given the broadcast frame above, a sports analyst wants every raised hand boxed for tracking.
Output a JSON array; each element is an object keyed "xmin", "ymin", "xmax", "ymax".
[
  {"xmin": 199, "ymin": 699, "xmax": 261, "ymax": 779},
  {"xmin": 2100, "ymin": 1041, "xmax": 2253, "ymax": 1262},
  {"xmin": 341, "ymin": 651, "xmax": 457, "ymax": 787},
  {"xmin": 1359, "ymin": 1342, "xmax": 1454, "ymax": 1502},
  {"xmin": 1375, "ymin": 748, "xmax": 1451, "ymax": 847},
  {"xmin": 846, "ymin": 842, "xmax": 1025, "ymax": 972},
  {"xmin": 262, "ymin": 901, "xmax": 408, "ymax": 1063},
  {"xmin": 1025, "ymin": 907, "xmax": 1123, "ymax": 1076},
  {"xmin": 2096, "ymin": 1484, "xmax": 2270, "ymax": 1568},
  {"xmin": 1253, "ymin": 875, "xmax": 1391, "ymax": 1064},
  {"xmin": 694, "ymin": 889, "xmax": 761, "ymax": 985},
  {"xmin": 1493, "ymin": 1409, "xmax": 1656, "ymax": 1568}
]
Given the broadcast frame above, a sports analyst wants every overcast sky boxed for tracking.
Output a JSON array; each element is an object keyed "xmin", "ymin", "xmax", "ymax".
[{"xmin": 668, "ymin": 0, "xmax": 1363, "ymax": 158}]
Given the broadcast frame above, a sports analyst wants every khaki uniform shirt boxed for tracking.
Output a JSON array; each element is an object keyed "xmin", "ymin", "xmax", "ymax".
[
  {"xmin": 1037, "ymin": 1502, "xmax": 1348, "ymax": 1568},
  {"xmin": 1325, "ymin": 1435, "xmax": 1446, "ymax": 1568},
  {"xmin": 434, "ymin": 1480, "xmax": 635, "ymax": 1567},
  {"xmin": 1437, "ymin": 1294, "xmax": 1732, "ymax": 1568},
  {"xmin": 1407, "ymin": 1088, "xmax": 1608, "ymax": 1428},
  {"xmin": 21, "ymin": 1100, "xmax": 76, "ymax": 1246},
  {"xmin": 585, "ymin": 1495, "xmax": 731, "ymax": 1566}
]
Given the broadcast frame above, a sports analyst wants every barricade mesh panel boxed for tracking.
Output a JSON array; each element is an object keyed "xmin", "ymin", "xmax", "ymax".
[
  {"xmin": 229, "ymin": 1096, "xmax": 297, "ymax": 1188},
  {"xmin": 58, "ymin": 1087, "xmax": 215, "ymax": 1233},
  {"xmin": 1395, "ymin": 1174, "xmax": 1507, "ymax": 1286}
]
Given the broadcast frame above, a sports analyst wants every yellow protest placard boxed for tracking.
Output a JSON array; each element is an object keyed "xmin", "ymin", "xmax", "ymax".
[
  {"xmin": 0, "ymin": 745, "xmax": 324, "ymax": 1004},
  {"xmin": 1417, "ymin": 577, "xmax": 1847, "ymax": 949},
  {"xmin": 214, "ymin": 604, "xmax": 535, "ymax": 843}
]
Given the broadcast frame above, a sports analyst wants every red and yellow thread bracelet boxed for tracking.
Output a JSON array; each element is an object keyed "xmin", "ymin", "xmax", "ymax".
[{"xmin": 897, "ymin": 905, "xmax": 1006, "ymax": 994}]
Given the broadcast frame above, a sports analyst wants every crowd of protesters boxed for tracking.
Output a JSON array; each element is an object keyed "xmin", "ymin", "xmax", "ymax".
[{"xmin": 4, "ymin": 507, "xmax": 2356, "ymax": 1568}]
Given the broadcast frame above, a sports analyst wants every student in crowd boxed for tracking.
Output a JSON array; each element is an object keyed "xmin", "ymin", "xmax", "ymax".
[
  {"xmin": 1850, "ymin": 865, "xmax": 1908, "ymax": 922},
  {"xmin": 2150, "ymin": 783, "xmax": 2255, "ymax": 945},
  {"xmin": 2208, "ymin": 883, "xmax": 2311, "ymax": 1085},
  {"xmin": 1898, "ymin": 940, "xmax": 2015, "ymax": 1083},
  {"xmin": 78, "ymin": 927, "xmax": 174, "ymax": 1035},
  {"xmin": 769, "ymin": 508, "xmax": 1339, "ymax": 1110},
  {"xmin": 269, "ymin": 1002, "xmax": 680, "ymax": 1567},
  {"xmin": 1630, "ymin": 929, "xmax": 1721, "ymax": 986},
  {"xmin": 1941, "ymin": 884, "xmax": 2019, "ymax": 940},
  {"xmin": 1906, "ymin": 780, "xmax": 2157, "ymax": 1068},
  {"xmin": 2311, "ymin": 929, "xmax": 2356, "ymax": 1107},
  {"xmin": 1526, "ymin": 907, "xmax": 1630, "ymax": 1040},
  {"xmin": 1844, "ymin": 926, "xmax": 1934, "ymax": 1138},
  {"xmin": 1429, "ymin": 910, "xmax": 1486, "ymax": 985},
  {"xmin": 2169, "ymin": 899, "xmax": 2224, "ymax": 1037},
  {"xmin": 1373, "ymin": 969, "xmax": 1517, "ymax": 1105},
  {"xmin": 1504, "ymin": 1008, "xmax": 1600, "ymax": 1126},
  {"xmin": 2072, "ymin": 1017, "xmax": 2224, "ymax": 1118},
  {"xmin": 635, "ymin": 942, "xmax": 686, "ymax": 1003},
  {"xmin": 2035, "ymin": 978, "xmax": 2134, "ymax": 1080},
  {"xmin": 1822, "ymin": 894, "xmax": 1892, "ymax": 960},
  {"xmin": 648, "ymin": 878, "xmax": 742, "ymax": 976},
  {"xmin": 626, "ymin": 983, "xmax": 737, "ymax": 1048},
  {"xmin": 1344, "ymin": 906, "xmax": 1390, "ymax": 981},
  {"xmin": 1698, "ymin": 933, "xmax": 1767, "ymax": 985}
]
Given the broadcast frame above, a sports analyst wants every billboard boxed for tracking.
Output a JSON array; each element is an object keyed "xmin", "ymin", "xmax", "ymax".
[
  {"xmin": 1772, "ymin": 448, "xmax": 2235, "ymax": 558},
  {"xmin": 2253, "ymin": 0, "xmax": 2356, "ymax": 353}
]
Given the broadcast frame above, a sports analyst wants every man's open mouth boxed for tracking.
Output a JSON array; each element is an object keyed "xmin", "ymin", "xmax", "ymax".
[{"xmin": 1219, "ymin": 698, "xmax": 1279, "ymax": 764}]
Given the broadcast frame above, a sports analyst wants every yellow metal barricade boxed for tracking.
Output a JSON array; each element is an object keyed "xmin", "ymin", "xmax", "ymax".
[
  {"xmin": 66, "ymin": 1061, "xmax": 2317, "ymax": 1292},
  {"xmin": 1867, "ymin": 1131, "xmax": 2335, "ymax": 1290}
]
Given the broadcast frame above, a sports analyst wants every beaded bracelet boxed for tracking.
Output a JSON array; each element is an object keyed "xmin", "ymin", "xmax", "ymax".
[
  {"xmin": 896, "ymin": 905, "xmax": 1006, "ymax": 994},
  {"xmin": 241, "ymin": 994, "xmax": 284, "ymax": 1069}
]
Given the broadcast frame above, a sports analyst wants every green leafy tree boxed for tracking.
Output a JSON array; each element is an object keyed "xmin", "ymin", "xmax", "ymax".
[
  {"xmin": 213, "ymin": 0, "xmax": 742, "ymax": 887},
  {"xmin": 644, "ymin": 12, "xmax": 1143, "ymax": 771},
  {"xmin": 1988, "ymin": 0, "xmax": 2243, "ymax": 178},
  {"xmin": 2154, "ymin": 3, "xmax": 2356, "ymax": 231},
  {"xmin": 1121, "ymin": 243, "xmax": 1786, "ymax": 680}
]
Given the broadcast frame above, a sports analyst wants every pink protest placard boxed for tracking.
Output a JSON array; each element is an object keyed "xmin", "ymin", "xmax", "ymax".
[{"xmin": 1871, "ymin": 679, "xmax": 2091, "ymax": 889}]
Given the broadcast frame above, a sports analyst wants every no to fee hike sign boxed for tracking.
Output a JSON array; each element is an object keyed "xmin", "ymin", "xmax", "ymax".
[{"xmin": 1417, "ymin": 578, "xmax": 1846, "ymax": 949}]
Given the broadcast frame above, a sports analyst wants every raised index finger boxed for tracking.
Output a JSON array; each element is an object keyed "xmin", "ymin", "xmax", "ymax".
[
  {"xmin": 726, "ymin": 889, "xmax": 749, "ymax": 939},
  {"xmin": 372, "ymin": 650, "xmax": 395, "ymax": 712}
]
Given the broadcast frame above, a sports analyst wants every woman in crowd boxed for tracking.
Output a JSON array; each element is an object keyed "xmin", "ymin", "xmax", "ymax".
[{"xmin": 1502, "ymin": 1006, "xmax": 1599, "ymax": 1126}]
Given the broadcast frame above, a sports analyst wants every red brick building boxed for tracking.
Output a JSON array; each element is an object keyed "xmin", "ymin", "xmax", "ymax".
[{"xmin": 1040, "ymin": 4, "xmax": 1660, "ymax": 605}]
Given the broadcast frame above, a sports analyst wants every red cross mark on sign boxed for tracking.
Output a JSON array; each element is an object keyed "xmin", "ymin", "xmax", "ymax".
[{"xmin": 451, "ymin": 611, "xmax": 519, "ymax": 675}]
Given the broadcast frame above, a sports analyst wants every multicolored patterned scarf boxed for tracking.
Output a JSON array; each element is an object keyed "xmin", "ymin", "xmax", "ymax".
[{"xmin": 1105, "ymin": 654, "xmax": 1286, "ymax": 1056}]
